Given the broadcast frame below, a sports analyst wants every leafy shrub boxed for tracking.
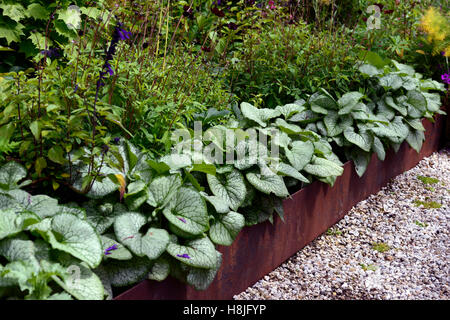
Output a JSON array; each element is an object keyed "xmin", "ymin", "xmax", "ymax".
[
  {"xmin": 287, "ymin": 55, "xmax": 445, "ymax": 176},
  {"xmin": 0, "ymin": 0, "xmax": 100, "ymax": 72},
  {"xmin": 228, "ymin": 21, "xmax": 364, "ymax": 107}
]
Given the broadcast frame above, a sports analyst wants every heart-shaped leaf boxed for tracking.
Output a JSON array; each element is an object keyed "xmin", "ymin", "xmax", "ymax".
[
  {"xmin": 45, "ymin": 213, "xmax": 103, "ymax": 268},
  {"xmin": 114, "ymin": 212, "xmax": 169, "ymax": 260},
  {"xmin": 240, "ymin": 102, "xmax": 281, "ymax": 127},
  {"xmin": 246, "ymin": 171, "xmax": 289, "ymax": 197},
  {"xmin": 163, "ymin": 187, "xmax": 209, "ymax": 236},
  {"xmin": 148, "ymin": 174, "xmax": 182, "ymax": 207},
  {"xmin": 209, "ymin": 211, "xmax": 245, "ymax": 246},
  {"xmin": 207, "ymin": 169, "xmax": 246, "ymax": 211},
  {"xmin": 167, "ymin": 237, "xmax": 217, "ymax": 269},
  {"xmin": 285, "ymin": 140, "xmax": 314, "ymax": 171}
]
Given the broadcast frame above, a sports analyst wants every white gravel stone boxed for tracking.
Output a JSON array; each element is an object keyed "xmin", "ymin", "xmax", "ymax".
[{"xmin": 234, "ymin": 148, "xmax": 450, "ymax": 300}]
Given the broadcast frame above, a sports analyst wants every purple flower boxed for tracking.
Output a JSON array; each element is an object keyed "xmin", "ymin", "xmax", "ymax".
[
  {"xmin": 177, "ymin": 254, "xmax": 191, "ymax": 259},
  {"xmin": 441, "ymin": 73, "xmax": 450, "ymax": 85},
  {"xmin": 226, "ymin": 22, "xmax": 238, "ymax": 30},
  {"xmin": 211, "ymin": 7, "xmax": 225, "ymax": 17},
  {"xmin": 74, "ymin": 84, "xmax": 79, "ymax": 93},
  {"xmin": 113, "ymin": 137, "xmax": 120, "ymax": 144},
  {"xmin": 40, "ymin": 47, "xmax": 60, "ymax": 58},
  {"xmin": 117, "ymin": 28, "xmax": 132, "ymax": 41},
  {"xmin": 104, "ymin": 244, "xmax": 118, "ymax": 255},
  {"xmin": 177, "ymin": 217, "xmax": 187, "ymax": 223},
  {"xmin": 105, "ymin": 62, "xmax": 114, "ymax": 76}
]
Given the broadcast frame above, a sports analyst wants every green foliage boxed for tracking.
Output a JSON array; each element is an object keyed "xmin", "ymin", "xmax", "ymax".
[
  {"xmin": 0, "ymin": 0, "xmax": 448, "ymax": 301},
  {"xmin": 372, "ymin": 242, "xmax": 390, "ymax": 253},
  {"xmin": 417, "ymin": 175, "xmax": 439, "ymax": 185},
  {"xmin": 0, "ymin": 162, "xmax": 104, "ymax": 300},
  {"xmin": 0, "ymin": 0, "xmax": 101, "ymax": 72},
  {"xmin": 229, "ymin": 21, "xmax": 364, "ymax": 108},
  {"xmin": 413, "ymin": 199, "xmax": 442, "ymax": 209}
]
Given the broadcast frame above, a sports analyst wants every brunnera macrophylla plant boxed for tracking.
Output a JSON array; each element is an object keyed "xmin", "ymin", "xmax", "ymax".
[
  {"xmin": 291, "ymin": 56, "xmax": 445, "ymax": 176},
  {"xmin": 0, "ymin": 98, "xmax": 346, "ymax": 299}
]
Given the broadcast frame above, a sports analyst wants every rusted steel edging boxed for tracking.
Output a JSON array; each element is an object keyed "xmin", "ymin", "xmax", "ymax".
[{"xmin": 115, "ymin": 112, "xmax": 446, "ymax": 300}]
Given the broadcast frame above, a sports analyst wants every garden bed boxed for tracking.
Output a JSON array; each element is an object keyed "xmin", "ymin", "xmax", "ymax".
[{"xmin": 114, "ymin": 110, "xmax": 447, "ymax": 300}]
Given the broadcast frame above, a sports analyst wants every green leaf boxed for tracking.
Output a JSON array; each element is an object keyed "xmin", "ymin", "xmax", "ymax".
[
  {"xmin": 406, "ymin": 128, "xmax": 425, "ymax": 153},
  {"xmin": 372, "ymin": 136, "xmax": 386, "ymax": 161},
  {"xmin": 0, "ymin": 161, "xmax": 27, "ymax": 190},
  {"xmin": 0, "ymin": 237, "xmax": 39, "ymax": 268},
  {"xmin": 148, "ymin": 174, "xmax": 182, "ymax": 207},
  {"xmin": 46, "ymin": 213, "xmax": 103, "ymax": 268},
  {"xmin": 53, "ymin": 261, "xmax": 104, "ymax": 300},
  {"xmin": 160, "ymin": 154, "xmax": 192, "ymax": 172},
  {"xmin": 358, "ymin": 63, "xmax": 382, "ymax": 77},
  {"xmin": 167, "ymin": 237, "xmax": 217, "ymax": 269},
  {"xmin": 303, "ymin": 157, "xmax": 344, "ymax": 178},
  {"xmin": 376, "ymin": 100, "xmax": 395, "ymax": 121},
  {"xmin": 82, "ymin": 201, "xmax": 119, "ymax": 235},
  {"xmin": 200, "ymin": 192, "xmax": 230, "ymax": 214},
  {"xmin": 29, "ymin": 120, "xmax": 41, "ymax": 140},
  {"xmin": 337, "ymin": 92, "xmax": 364, "ymax": 115},
  {"xmin": 48, "ymin": 146, "xmax": 66, "ymax": 165},
  {"xmin": 58, "ymin": 6, "xmax": 81, "ymax": 31},
  {"xmin": 350, "ymin": 151, "xmax": 371, "ymax": 177},
  {"xmin": 324, "ymin": 111, "xmax": 352, "ymax": 137},
  {"xmin": 26, "ymin": 3, "xmax": 49, "ymax": 20},
  {"xmin": 0, "ymin": 209, "xmax": 23, "ymax": 240},
  {"xmin": 360, "ymin": 50, "xmax": 391, "ymax": 68},
  {"xmin": 190, "ymin": 163, "xmax": 216, "ymax": 175},
  {"xmin": 101, "ymin": 234, "xmax": 132, "ymax": 261},
  {"xmin": 285, "ymin": 140, "xmax": 314, "ymax": 171},
  {"xmin": 240, "ymin": 102, "xmax": 281, "ymax": 127},
  {"xmin": 343, "ymin": 128, "xmax": 373, "ymax": 152},
  {"xmin": 8, "ymin": 190, "xmax": 60, "ymax": 219},
  {"xmin": 308, "ymin": 92, "xmax": 337, "ymax": 114},
  {"xmin": 148, "ymin": 256, "xmax": 170, "ymax": 282},
  {"xmin": 207, "ymin": 169, "xmax": 246, "ymax": 211},
  {"xmin": 392, "ymin": 60, "xmax": 415, "ymax": 76},
  {"xmin": 275, "ymin": 118, "xmax": 303, "ymax": 135},
  {"xmin": 275, "ymin": 103, "xmax": 306, "ymax": 119},
  {"xmin": 378, "ymin": 74, "xmax": 403, "ymax": 90},
  {"xmin": 163, "ymin": 187, "xmax": 209, "ymax": 236},
  {"xmin": 0, "ymin": 3, "xmax": 26, "ymax": 22},
  {"xmin": 114, "ymin": 212, "xmax": 169, "ymax": 260},
  {"xmin": 288, "ymin": 110, "xmax": 321, "ymax": 124},
  {"xmin": 0, "ymin": 22, "xmax": 25, "ymax": 45},
  {"xmin": 209, "ymin": 211, "xmax": 245, "ymax": 246},
  {"xmin": 274, "ymin": 162, "xmax": 309, "ymax": 183},
  {"xmin": 405, "ymin": 118, "xmax": 425, "ymax": 131},
  {"xmin": 246, "ymin": 172, "xmax": 289, "ymax": 197},
  {"xmin": 35, "ymin": 157, "xmax": 47, "ymax": 176},
  {"xmin": 385, "ymin": 95, "xmax": 407, "ymax": 116},
  {"xmin": 186, "ymin": 251, "xmax": 222, "ymax": 290},
  {"xmin": 28, "ymin": 32, "xmax": 51, "ymax": 50},
  {"xmin": 72, "ymin": 165, "xmax": 120, "ymax": 199},
  {"xmin": 103, "ymin": 257, "xmax": 151, "ymax": 287},
  {"xmin": 422, "ymin": 92, "xmax": 441, "ymax": 112}
]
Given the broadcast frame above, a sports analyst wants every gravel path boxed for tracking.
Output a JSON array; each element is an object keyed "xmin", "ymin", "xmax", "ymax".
[{"xmin": 234, "ymin": 148, "xmax": 450, "ymax": 300}]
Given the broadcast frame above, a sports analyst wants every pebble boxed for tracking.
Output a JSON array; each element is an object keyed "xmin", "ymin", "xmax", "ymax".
[{"xmin": 234, "ymin": 148, "xmax": 450, "ymax": 300}]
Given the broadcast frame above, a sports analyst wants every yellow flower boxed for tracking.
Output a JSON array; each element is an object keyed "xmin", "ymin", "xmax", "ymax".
[
  {"xmin": 444, "ymin": 46, "xmax": 450, "ymax": 57},
  {"xmin": 420, "ymin": 7, "xmax": 448, "ymax": 43}
]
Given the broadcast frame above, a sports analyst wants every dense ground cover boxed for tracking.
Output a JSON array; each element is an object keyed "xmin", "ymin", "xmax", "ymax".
[{"xmin": 0, "ymin": 0, "xmax": 449, "ymax": 299}]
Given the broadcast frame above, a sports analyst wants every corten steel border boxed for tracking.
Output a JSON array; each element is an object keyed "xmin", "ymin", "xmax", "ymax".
[{"xmin": 115, "ymin": 111, "xmax": 447, "ymax": 300}]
